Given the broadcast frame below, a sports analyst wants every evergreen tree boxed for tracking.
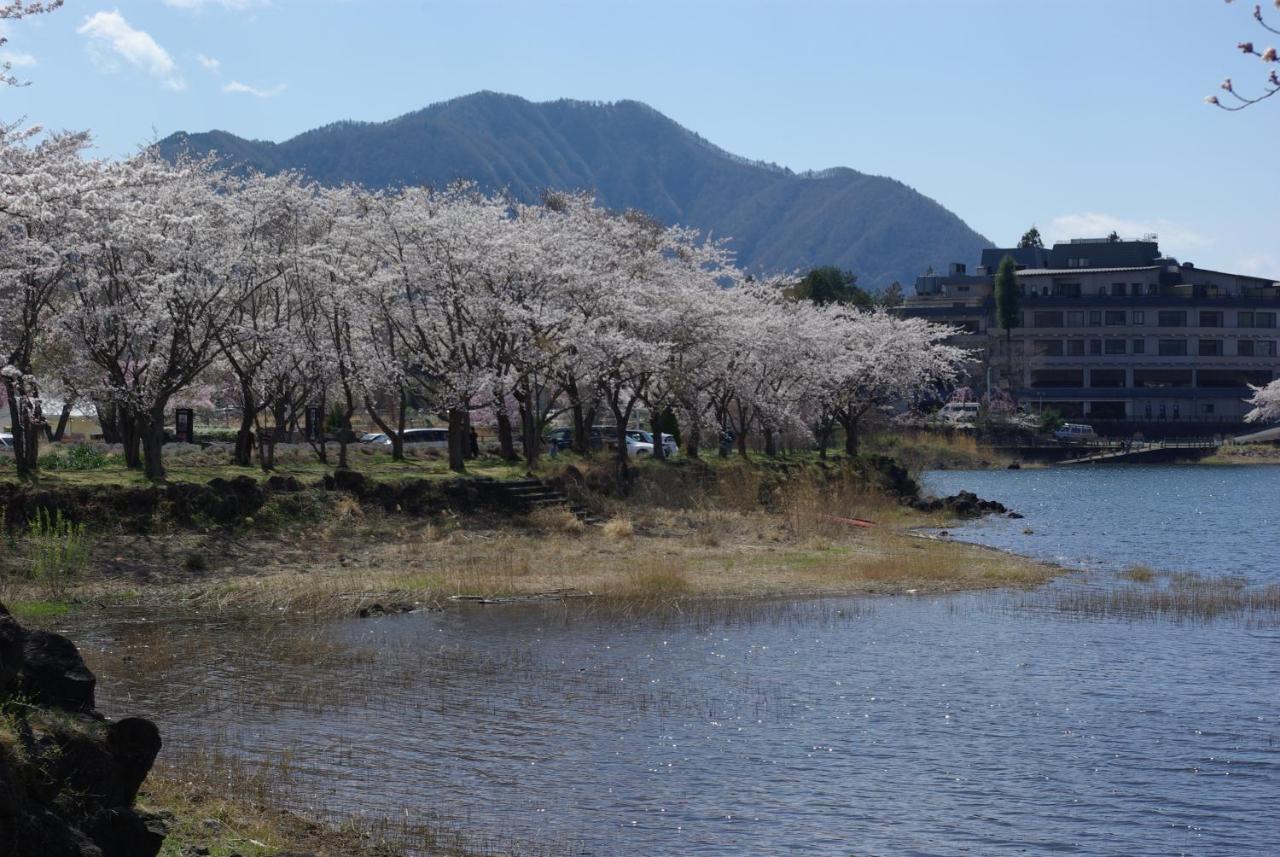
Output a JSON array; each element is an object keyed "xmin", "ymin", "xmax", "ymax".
[
  {"xmin": 786, "ymin": 266, "xmax": 873, "ymax": 308},
  {"xmin": 994, "ymin": 255, "xmax": 1020, "ymax": 392},
  {"xmin": 1018, "ymin": 226, "xmax": 1043, "ymax": 249}
]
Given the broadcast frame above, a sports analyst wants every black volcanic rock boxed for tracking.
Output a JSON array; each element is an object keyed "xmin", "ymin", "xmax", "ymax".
[
  {"xmin": 158, "ymin": 91, "xmax": 990, "ymax": 286},
  {"xmin": 0, "ymin": 603, "xmax": 164, "ymax": 857}
]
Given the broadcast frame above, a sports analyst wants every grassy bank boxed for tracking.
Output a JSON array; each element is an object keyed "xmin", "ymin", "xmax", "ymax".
[
  {"xmin": 1, "ymin": 453, "xmax": 1055, "ymax": 618},
  {"xmin": 1199, "ymin": 442, "xmax": 1280, "ymax": 465},
  {"xmin": 141, "ymin": 762, "xmax": 434, "ymax": 857}
]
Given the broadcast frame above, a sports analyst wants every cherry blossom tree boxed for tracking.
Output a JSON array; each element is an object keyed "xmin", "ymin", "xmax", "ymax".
[
  {"xmin": 0, "ymin": 122, "xmax": 94, "ymax": 478},
  {"xmin": 60, "ymin": 154, "xmax": 253, "ymax": 480},
  {"xmin": 1, "ymin": 1, "xmax": 63, "ymax": 87},
  {"xmin": 1244, "ymin": 379, "xmax": 1280, "ymax": 422},
  {"xmin": 1207, "ymin": 2, "xmax": 1280, "ymax": 110}
]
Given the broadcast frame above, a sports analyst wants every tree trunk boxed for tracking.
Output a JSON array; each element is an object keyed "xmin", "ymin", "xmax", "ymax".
[
  {"xmin": 608, "ymin": 397, "xmax": 636, "ymax": 476},
  {"xmin": 763, "ymin": 427, "xmax": 777, "ymax": 457},
  {"xmin": 686, "ymin": 420, "xmax": 701, "ymax": 459},
  {"xmin": 497, "ymin": 409, "xmax": 518, "ymax": 462},
  {"xmin": 117, "ymin": 408, "xmax": 143, "ymax": 470},
  {"xmin": 841, "ymin": 413, "xmax": 860, "ymax": 456},
  {"xmin": 51, "ymin": 403, "xmax": 72, "ymax": 443},
  {"xmin": 650, "ymin": 410, "xmax": 666, "ymax": 462},
  {"xmin": 570, "ymin": 399, "xmax": 591, "ymax": 456},
  {"xmin": 363, "ymin": 392, "xmax": 405, "ymax": 461},
  {"xmin": 1005, "ymin": 329, "xmax": 1014, "ymax": 393},
  {"xmin": 4, "ymin": 382, "xmax": 36, "ymax": 481},
  {"xmin": 816, "ymin": 419, "xmax": 832, "ymax": 459},
  {"xmin": 448, "ymin": 407, "xmax": 468, "ymax": 473},
  {"xmin": 140, "ymin": 410, "xmax": 167, "ymax": 482},
  {"xmin": 395, "ymin": 393, "xmax": 407, "ymax": 461},
  {"xmin": 234, "ymin": 380, "xmax": 257, "ymax": 466},
  {"xmin": 519, "ymin": 402, "xmax": 540, "ymax": 471},
  {"xmin": 96, "ymin": 399, "xmax": 122, "ymax": 444}
]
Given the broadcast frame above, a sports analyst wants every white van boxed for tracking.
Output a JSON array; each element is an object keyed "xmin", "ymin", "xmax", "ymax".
[
  {"xmin": 1054, "ymin": 423, "xmax": 1097, "ymax": 443},
  {"xmin": 937, "ymin": 402, "xmax": 980, "ymax": 424}
]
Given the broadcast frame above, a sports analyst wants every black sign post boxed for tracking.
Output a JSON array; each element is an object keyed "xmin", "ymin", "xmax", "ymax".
[
  {"xmin": 304, "ymin": 405, "xmax": 322, "ymax": 442},
  {"xmin": 174, "ymin": 408, "xmax": 194, "ymax": 444}
]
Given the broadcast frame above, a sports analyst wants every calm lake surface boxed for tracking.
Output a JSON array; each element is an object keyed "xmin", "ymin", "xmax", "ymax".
[
  {"xmin": 83, "ymin": 466, "xmax": 1280, "ymax": 856},
  {"xmin": 924, "ymin": 465, "xmax": 1280, "ymax": 583}
]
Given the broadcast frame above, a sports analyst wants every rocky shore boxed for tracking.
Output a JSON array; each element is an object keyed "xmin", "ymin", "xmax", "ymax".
[{"xmin": 0, "ymin": 603, "xmax": 163, "ymax": 856}]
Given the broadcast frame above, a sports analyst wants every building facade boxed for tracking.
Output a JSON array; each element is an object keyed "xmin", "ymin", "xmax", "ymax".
[{"xmin": 903, "ymin": 237, "xmax": 1280, "ymax": 429}]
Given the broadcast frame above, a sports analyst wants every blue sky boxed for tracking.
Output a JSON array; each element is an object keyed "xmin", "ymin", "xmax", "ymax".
[{"xmin": 3, "ymin": 0, "xmax": 1277, "ymax": 277}]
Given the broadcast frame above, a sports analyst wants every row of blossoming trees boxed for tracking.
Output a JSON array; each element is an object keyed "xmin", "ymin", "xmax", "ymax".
[{"xmin": 1, "ymin": 125, "xmax": 974, "ymax": 481}]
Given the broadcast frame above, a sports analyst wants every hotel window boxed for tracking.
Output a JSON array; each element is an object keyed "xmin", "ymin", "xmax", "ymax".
[
  {"xmin": 1130, "ymin": 283, "xmax": 1143, "ymax": 295},
  {"xmin": 1067, "ymin": 339, "xmax": 1085, "ymax": 356},
  {"xmin": 1201, "ymin": 403, "xmax": 1215, "ymax": 415},
  {"xmin": 1242, "ymin": 340, "xmax": 1278, "ymax": 357},
  {"xmin": 1132, "ymin": 310, "xmax": 1145, "ymax": 324},
  {"xmin": 1035, "ymin": 340, "xmax": 1064, "ymax": 357},
  {"xmin": 1199, "ymin": 310, "xmax": 1222, "ymax": 328},
  {"xmin": 1158, "ymin": 310, "xmax": 1187, "ymax": 327},
  {"xmin": 1239, "ymin": 311, "xmax": 1254, "ymax": 327},
  {"xmin": 1132, "ymin": 339, "xmax": 1145, "ymax": 354},
  {"xmin": 1198, "ymin": 339, "xmax": 1224, "ymax": 357},
  {"xmin": 1089, "ymin": 310, "xmax": 1102, "ymax": 326},
  {"xmin": 1033, "ymin": 311, "xmax": 1064, "ymax": 328},
  {"xmin": 1105, "ymin": 310, "xmax": 1126, "ymax": 326},
  {"xmin": 1067, "ymin": 310, "xmax": 1085, "ymax": 326},
  {"xmin": 1090, "ymin": 339, "xmax": 1102, "ymax": 355},
  {"xmin": 1111, "ymin": 283, "xmax": 1126, "ymax": 296},
  {"xmin": 1257, "ymin": 312, "xmax": 1277, "ymax": 329},
  {"xmin": 1104, "ymin": 339, "xmax": 1127, "ymax": 355},
  {"xmin": 1158, "ymin": 339, "xmax": 1188, "ymax": 356}
]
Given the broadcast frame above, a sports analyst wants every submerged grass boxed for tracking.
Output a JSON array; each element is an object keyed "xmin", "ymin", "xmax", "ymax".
[
  {"xmin": 1050, "ymin": 575, "xmax": 1280, "ymax": 622},
  {"xmin": 144, "ymin": 749, "xmax": 479, "ymax": 857}
]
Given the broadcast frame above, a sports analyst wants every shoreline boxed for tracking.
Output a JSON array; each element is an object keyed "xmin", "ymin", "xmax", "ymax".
[{"xmin": 2, "ymin": 509, "xmax": 1061, "ymax": 624}]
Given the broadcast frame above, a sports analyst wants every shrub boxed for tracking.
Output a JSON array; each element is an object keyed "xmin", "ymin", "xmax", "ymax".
[
  {"xmin": 602, "ymin": 517, "xmax": 634, "ymax": 541},
  {"xmin": 21, "ymin": 509, "xmax": 89, "ymax": 595},
  {"xmin": 39, "ymin": 445, "xmax": 116, "ymax": 471},
  {"xmin": 528, "ymin": 506, "xmax": 585, "ymax": 535}
]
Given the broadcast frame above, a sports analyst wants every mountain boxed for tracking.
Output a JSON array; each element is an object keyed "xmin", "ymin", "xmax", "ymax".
[{"xmin": 158, "ymin": 92, "xmax": 991, "ymax": 285}]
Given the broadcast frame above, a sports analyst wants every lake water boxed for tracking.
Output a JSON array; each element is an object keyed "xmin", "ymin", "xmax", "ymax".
[
  {"xmin": 923, "ymin": 465, "xmax": 1280, "ymax": 583},
  {"xmin": 82, "ymin": 465, "xmax": 1280, "ymax": 856}
]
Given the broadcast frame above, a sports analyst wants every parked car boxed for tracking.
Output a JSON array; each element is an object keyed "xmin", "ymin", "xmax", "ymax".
[
  {"xmin": 0, "ymin": 432, "xmax": 12, "ymax": 449},
  {"xmin": 363, "ymin": 428, "xmax": 450, "ymax": 449},
  {"xmin": 594, "ymin": 425, "xmax": 653, "ymax": 457},
  {"xmin": 545, "ymin": 427, "xmax": 576, "ymax": 451},
  {"xmin": 1054, "ymin": 423, "xmax": 1097, "ymax": 443},
  {"xmin": 627, "ymin": 429, "xmax": 678, "ymax": 457}
]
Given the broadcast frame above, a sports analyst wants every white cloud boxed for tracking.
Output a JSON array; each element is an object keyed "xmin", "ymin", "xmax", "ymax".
[
  {"xmin": 223, "ymin": 79, "xmax": 286, "ymax": 98},
  {"xmin": 196, "ymin": 52, "xmax": 221, "ymax": 73},
  {"xmin": 163, "ymin": 0, "xmax": 266, "ymax": 9},
  {"xmin": 0, "ymin": 50, "xmax": 37, "ymax": 68},
  {"xmin": 77, "ymin": 11, "xmax": 185, "ymax": 91},
  {"xmin": 1047, "ymin": 212, "xmax": 1212, "ymax": 256}
]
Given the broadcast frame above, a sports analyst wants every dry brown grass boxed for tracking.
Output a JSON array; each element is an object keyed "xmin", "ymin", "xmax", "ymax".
[
  {"xmin": 1119, "ymin": 564, "xmax": 1158, "ymax": 583},
  {"xmin": 0, "ymin": 469, "xmax": 1057, "ymax": 617},
  {"xmin": 526, "ymin": 505, "xmax": 585, "ymax": 535},
  {"xmin": 607, "ymin": 557, "xmax": 692, "ymax": 600},
  {"xmin": 601, "ymin": 517, "xmax": 635, "ymax": 541},
  {"xmin": 143, "ymin": 747, "xmax": 468, "ymax": 857}
]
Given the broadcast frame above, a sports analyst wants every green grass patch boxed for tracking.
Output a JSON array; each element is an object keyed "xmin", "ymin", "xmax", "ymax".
[{"xmin": 5, "ymin": 599, "xmax": 73, "ymax": 621}]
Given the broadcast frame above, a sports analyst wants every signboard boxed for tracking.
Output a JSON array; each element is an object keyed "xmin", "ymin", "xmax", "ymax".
[
  {"xmin": 174, "ymin": 408, "xmax": 194, "ymax": 444},
  {"xmin": 304, "ymin": 405, "xmax": 322, "ymax": 441}
]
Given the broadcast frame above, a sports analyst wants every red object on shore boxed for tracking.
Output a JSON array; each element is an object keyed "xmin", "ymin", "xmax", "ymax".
[{"xmin": 817, "ymin": 513, "xmax": 876, "ymax": 528}]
